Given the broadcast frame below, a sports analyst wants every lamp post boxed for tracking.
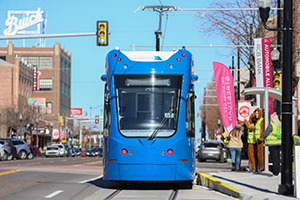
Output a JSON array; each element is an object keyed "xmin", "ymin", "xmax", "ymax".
[
  {"xmin": 19, "ymin": 114, "xmax": 23, "ymax": 139},
  {"xmin": 258, "ymin": 0, "xmax": 294, "ymax": 195},
  {"xmin": 36, "ymin": 119, "xmax": 39, "ymax": 148}
]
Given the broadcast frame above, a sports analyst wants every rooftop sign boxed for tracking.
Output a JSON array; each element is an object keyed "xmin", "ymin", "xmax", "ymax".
[{"xmin": 3, "ymin": 8, "xmax": 46, "ymax": 36}]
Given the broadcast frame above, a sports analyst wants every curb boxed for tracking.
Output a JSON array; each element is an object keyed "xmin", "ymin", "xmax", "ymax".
[{"xmin": 197, "ymin": 172, "xmax": 242, "ymax": 199}]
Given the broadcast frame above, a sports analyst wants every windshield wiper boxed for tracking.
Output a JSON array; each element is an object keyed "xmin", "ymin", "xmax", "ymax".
[{"xmin": 148, "ymin": 108, "xmax": 173, "ymax": 141}]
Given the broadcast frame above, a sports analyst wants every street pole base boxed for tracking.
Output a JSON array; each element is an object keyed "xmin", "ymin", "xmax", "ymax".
[{"xmin": 278, "ymin": 184, "xmax": 294, "ymax": 195}]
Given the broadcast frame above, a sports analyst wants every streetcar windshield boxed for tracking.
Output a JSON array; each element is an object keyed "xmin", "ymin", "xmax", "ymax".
[{"xmin": 115, "ymin": 75, "xmax": 182, "ymax": 137}]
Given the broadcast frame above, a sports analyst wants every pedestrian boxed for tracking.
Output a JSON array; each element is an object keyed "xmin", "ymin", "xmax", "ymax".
[
  {"xmin": 244, "ymin": 113, "xmax": 258, "ymax": 172},
  {"xmin": 226, "ymin": 123, "xmax": 244, "ymax": 171},
  {"xmin": 264, "ymin": 113, "xmax": 281, "ymax": 176},
  {"xmin": 254, "ymin": 108, "xmax": 265, "ymax": 172}
]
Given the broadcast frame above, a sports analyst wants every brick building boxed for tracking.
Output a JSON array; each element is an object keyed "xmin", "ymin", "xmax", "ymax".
[{"xmin": 0, "ymin": 41, "xmax": 71, "ymax": 144}]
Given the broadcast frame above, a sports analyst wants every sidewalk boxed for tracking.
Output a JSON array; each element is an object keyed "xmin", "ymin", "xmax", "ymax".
[{"xmin": 197, "ymin": 159, "xmax": 296, "ymax": 200}]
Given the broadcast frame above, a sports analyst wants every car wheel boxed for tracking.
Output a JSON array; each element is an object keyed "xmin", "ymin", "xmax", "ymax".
[
  {"xmin": 18, "ymin": 151, "xmax": 27, "ymax": 160},
  {"xmin": 27, "ymin": 152, "xmax": 34, "ymax": 159},
  {"xmin": 7, "ymin": 154, "xmax": 13, "ymax": 161},
  {"xmin": 1, "ymin": 152, "xmax": 8, "ymax": 161},
  {"xmin": 219, "ymin": 156, "xmax": 224, "ymax": 163}
]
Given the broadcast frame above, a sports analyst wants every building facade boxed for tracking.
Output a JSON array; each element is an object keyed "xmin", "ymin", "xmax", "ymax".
[{"xmin": 0, "ymin": 41, "xmax": 71, "ymax": 140}]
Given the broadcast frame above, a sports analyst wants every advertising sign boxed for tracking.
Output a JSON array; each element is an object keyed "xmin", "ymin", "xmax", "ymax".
[
  {"xmin": 4, "ymin": 8, "xmax": 45, "ymax": 36},
  {"xmin": 238, "ymin": 100, "xmax": 252, "ymax": 123},
  {"xmin": 52, "ymin": 129, "xmax": 59, "ymax": 140},
  {"xmin": 33, "ymin": 65, "xmax": 38, "ymax": 91},
  {"xmin": 254, "ymin": 38, "xmax": 264, "ymax": 87},
  {"xmin": 213, "ymin": 62, "xmax": 237, "ymax": 134},
  {"xmin": 27, "ymin": 97, "xmax": 36, "ymax": 106},
  {"xmin": 71, "ymin": 108, "xmax": 83, "ymax": 116},
  {"xmin": 35, "ymin": 97, "xmax": 46, "ymax": 107}
]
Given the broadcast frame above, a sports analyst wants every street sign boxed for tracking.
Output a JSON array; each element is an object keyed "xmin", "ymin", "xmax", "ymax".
[
  {"xmin": 59, "ymin": 132, "xmax": 65, "ymax": 139},
  {"xmin": 52, "ymin": 129, "xmax": 59, "ymax": 140}
]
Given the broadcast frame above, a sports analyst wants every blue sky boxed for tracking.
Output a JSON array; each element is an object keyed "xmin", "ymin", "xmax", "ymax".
[{"xmin": 0, "ymin": 0, "xmax": 234, "ymax": 140}]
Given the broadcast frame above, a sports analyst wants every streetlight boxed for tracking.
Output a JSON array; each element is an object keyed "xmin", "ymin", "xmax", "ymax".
[
  {"xmin": 19, "ymin": 114, "xmax": 23, "ymax": 139},
  {"xmin": 258, "ymin": 0, "xmax": 293, "ymax": 195}
]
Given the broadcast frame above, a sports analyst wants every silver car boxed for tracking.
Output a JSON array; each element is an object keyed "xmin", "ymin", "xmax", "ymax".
[
  {"xmin": 0, "ymin": 139, "xmax": 14, "ymax": 161},
  {"xmin": 197, "ymin": 140, "xmax": 227, "ymax": 163},
  {"xmin": 52, "ymin": 144, "xmax": 67, "ymax": 157},
  {"xmin": 45, "ymin": 146, "xmax": 60, "ymax": 157},
  {"xmin": 12, "ymin": 139, "xmax": 31, "ymax": 160}
]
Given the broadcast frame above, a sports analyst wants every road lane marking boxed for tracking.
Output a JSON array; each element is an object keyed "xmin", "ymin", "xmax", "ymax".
[
  {"xmin": 45, "ymin": 190, "xmax": 63, "ymax": 198},
  {"xmin": 79, "ymin": 175, "xmax": 103, "ymax": 183},
  {"xmin": 0, "ymin": 170, "xmax": 21, "ymax": 176},
  {"xmin": 74, "ymin": 160, "xmax": 102, "ymax": 166}
]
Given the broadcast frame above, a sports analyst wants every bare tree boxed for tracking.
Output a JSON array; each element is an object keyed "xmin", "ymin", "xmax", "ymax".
[
  {"xmin": 198, "ymin": 0, "xmax": 279, "ymax": 137},
  {"xmin": 200, "ymin": 77, "xmax": 222, "ymax": 139}
]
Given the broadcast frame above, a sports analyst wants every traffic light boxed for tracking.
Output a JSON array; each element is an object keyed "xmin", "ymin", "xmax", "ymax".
[
  {"xmin": 60, "ymin": 116, "xmax": 64, "ymax": 126},
  {"xmin": 97, "ymin": 21, "xmax": 108, "ymax": 46},
  {"xmin": 273, "ymin": 71, "xmax": 282, "ymax": 91},
  {"xmin": 95, "ymin": 115, "xmax": 99, "ymax": 124}
]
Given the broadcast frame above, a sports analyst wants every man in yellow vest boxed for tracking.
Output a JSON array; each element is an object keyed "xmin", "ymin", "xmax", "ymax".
[
  {"xmin": 244, "ymin": 112, "xmax": 258, "ymax": 172},
  {"xmin": 264, "ymin": 113, "xmax": 281, "ymax": 176},
  {"xmin": 254, "ymin": 108, "xmax": 265, "ymax": 172}
]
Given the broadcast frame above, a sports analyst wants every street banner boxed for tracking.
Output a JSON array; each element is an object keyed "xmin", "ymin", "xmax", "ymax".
[
  {"xmin": 238, "ymin": 100, "xmax": 251, "ymax": 123},
  {"xmin": 254, "ymin": 38, "xmax": 264, "ymax": 87},
  {"xmin": 52, "ymin": 129, "xmax": 59, "ymax": 140},
  {"xmin": 59, "ymin": 132, "xmax": 65, "ymax": 139},
  {"xmin": 213, "ymin": 62, "xmax": 237, "ymax": 134},
  {"xmin": 262, "ymin": 37, "xmax": 274, "ymax": 114}
]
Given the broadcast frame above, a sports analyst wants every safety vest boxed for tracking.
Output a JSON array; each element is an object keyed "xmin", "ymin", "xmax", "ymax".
[
  {"xmin": 255, "ymin": 118, "xmax": 263, "ymax": 140},
  {"xmin": 247, "ymin": 129, "xmax": 256, "ymax": 144},
  {"xmin": 265, "ymin": 123, "xmax": 281, "ymax": 146}
]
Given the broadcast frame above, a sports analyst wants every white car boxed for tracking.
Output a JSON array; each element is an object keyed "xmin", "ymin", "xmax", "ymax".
[
  {"xmin": 52, "ymin": 144, "xmax": 67, "ymax": 157},
  {"xmin": 45, "ymin": 146, "xmax": 60, "ymax": 157},
  {"xmin": 0, "ymin": 144, "xmax": 5, "ymax": 159}
]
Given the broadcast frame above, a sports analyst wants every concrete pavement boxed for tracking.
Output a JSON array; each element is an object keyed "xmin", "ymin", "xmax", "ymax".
[{"xmin": 197, "ymin": 159, "xmax": 296, "ymax": 200}]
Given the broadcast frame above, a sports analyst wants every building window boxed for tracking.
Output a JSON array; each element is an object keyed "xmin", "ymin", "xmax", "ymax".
[
  {"xmin": 46, "ymin": 102, "xmax": 52, "ymax": 114},
  {"xmin": 40, "ymin": 79, "xmax": 53, "ymax": 91},
  {"xmin": 21, "ymin": 56, "xmax": 52, "ymax": 69}
]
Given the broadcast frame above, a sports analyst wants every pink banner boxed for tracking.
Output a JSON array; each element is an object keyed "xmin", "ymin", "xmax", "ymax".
[
  {"xmin": 262, "ymin": 38, "xmax": 274, "ymax": 114},
  {"xmin": 213, "ymin": 62, "xmax": 237, "ymax": 134}
]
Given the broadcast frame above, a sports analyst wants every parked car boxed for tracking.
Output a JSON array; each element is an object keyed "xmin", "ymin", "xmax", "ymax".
[
  {"xmin": 197, "ymin": 140, "xmax": 227, "ymax": 163},
  {"xmin": 97, "ymin": 147, "xmax": 103, "ymax": 157},
  {"xmin": 86, "ymin": 147, "xmax": 100, "ymax": 157},
  {"xmin": 74, "ymin": 148, "xmax": 81, "ymax": 157},
  {"xmin": 69, "ymin": 148, "xmax": 76, "ymax": 157},
  {"xmin": 0, "ymin": 139, "xmax": 15, "ymax": 161},
  {"xmin": 45, "ymin": 146, "xmax": 60, "ymax": 157},
  {"xmin": 52, "ymin": 144, "xmax": 67, "ymax": 157},
  {"xmin": 11, "ymin": 139, "xmax": 31, "ymax": 160},
  {"xmin": 0, "ymin": 144, "xmax": 4, "ymax": 159}
]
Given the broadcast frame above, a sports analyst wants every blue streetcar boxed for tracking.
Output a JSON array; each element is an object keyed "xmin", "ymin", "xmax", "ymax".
[{"xmin": 101, "ymin": 48, "xmax": 197, "ymax": 183}]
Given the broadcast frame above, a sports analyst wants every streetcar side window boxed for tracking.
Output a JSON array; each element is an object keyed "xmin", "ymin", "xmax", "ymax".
[
  {"xmin": 186, "ymin": 91, "xmax": 195, "ymax": 137},
  {"xmin": 103, "ymin": 84, "xmax": 111, "ymax": 137}
]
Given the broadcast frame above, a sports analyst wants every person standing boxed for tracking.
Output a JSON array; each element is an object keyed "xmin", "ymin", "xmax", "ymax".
[
  {"xmin": 244, "ymin": 113, "xmax": 258, "ymax": 172},
  {"xmin": 254, "ymin": 108, "xmax": 265, "ymax": 172},
  {"xmin": 226, "ymin": 123, "xmax": 244, "ymax": 171},
  {"xmin": 264, "ymin": 113, "xmax": 281, "ymax": 176}
]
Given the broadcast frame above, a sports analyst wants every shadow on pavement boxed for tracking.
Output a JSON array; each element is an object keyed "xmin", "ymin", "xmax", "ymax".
[{"xmin": 88, "ymin": 177, "xmax": 193, "ymax": 190}]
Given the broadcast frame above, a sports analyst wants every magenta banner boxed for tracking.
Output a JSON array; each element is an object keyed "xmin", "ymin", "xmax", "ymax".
[
  {"xmin": 262, "ymin": 37, "xmax": 274, "ymax": 114},
  {"xmin": 213, "ymin": 62, "xmax": 237, "ymax": 134}
]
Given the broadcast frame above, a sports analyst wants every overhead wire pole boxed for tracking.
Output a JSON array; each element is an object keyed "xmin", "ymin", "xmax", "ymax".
[{"xmin": 139, "ymin": 6, "xmax": 177, "ymax": 51}]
